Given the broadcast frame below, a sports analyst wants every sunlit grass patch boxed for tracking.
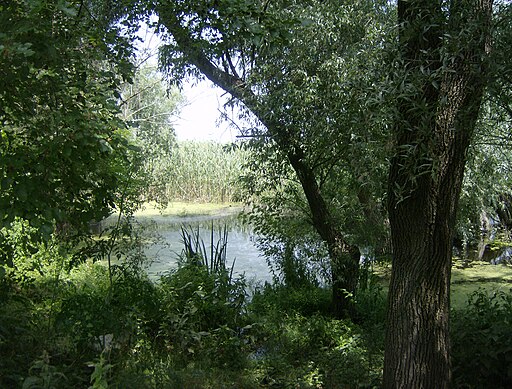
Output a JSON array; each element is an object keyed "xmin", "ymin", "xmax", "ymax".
[
  {"xmin": 368, "ymin": 261, "xmax": 512, "ymax": 310},
  {"xmin": 451, "ymin": 260, "xmax": 512, "ymax": 308},
  {"xmin": 452, "ymin": 261, "xmax": 512, "ymax": 284},
  {"xmin": 451, "ymin": 282, "xmax": 512, "ymax": 309},
  {"xmin": 135, "ymin": 201, "xmax": 243, "ymax": 218}
]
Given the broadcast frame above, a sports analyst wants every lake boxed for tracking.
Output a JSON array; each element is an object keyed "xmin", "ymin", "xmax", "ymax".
[{"xmin": 134, "ymin": 212, "xmax": 272, "ymax": 284}]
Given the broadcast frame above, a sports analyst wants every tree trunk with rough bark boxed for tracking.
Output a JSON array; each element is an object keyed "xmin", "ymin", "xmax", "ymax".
[
  {"xmin": 288, "ymin": 152, "xmax": 360, "ymax": 317},
  {"xmin": 384, "ymin": 1, "xmax": 493, "ymax": 388}
]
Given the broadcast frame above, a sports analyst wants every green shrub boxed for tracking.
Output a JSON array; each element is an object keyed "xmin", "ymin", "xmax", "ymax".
[
  {"xmin": 248, "ymin": 312, "xmax": 382, "ymax": 388},
  {"xmin": 0, "ymin": 289, "xmax": 38, "ymax": 388},
  {"xmin": 451, "ymin": 289, "xmax": 512, "ymax": 389},
  {"xmin": 245, "ymin": 282, "xmax": 385, "ymax": 388},
  {"xmin": 250, "ymin": 283, "xmax": 332, "ymax": 317},
  {"xmin": 157, "ymin": 262, "xmax": 249, "ymax": 367},
  {"xmin": 354, "ymin": 279, "xmax": 387, "ymax": 327},
  {"xmin": 56, "ymin": 263, "xmax": 160, "ymax": 356}
]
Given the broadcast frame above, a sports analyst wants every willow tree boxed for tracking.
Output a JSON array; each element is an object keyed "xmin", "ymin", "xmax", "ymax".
[
  {"xmin": 149, "ymin": 0, "xmax": 392, "ymax": 317},
  {"xmin": 384, "ymin": 0, "xmax": 494, "ymax": 387}
]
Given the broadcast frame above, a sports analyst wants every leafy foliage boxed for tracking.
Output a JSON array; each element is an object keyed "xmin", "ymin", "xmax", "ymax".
[
  {"xmin": 158, "ymin": 263, "xmax": 248, "ymax": 366},
  {"xmin": 0, "ymin": 0, "xmax": 141, "ymax": 239},
  {"xmin": 223, "ymin": 0, "xmax": 394, "ymax": 283},
  {"xmin": 451, "ymin": 289, "xmax": 512, "ymax": 389},
  {"xmin": 150, "ymin": 0, "xmax": 396, "ymax": 315},
  {"xmin": 2, "ymin": 0, "xmax": 512, "ymax": 388},
  {"xmin": 247, "ymin": 305, "xmax": 383, "ymax": 388},
  {"xmin": 3, "ymin": 222, "xmax": 511, "ymax": 389}
]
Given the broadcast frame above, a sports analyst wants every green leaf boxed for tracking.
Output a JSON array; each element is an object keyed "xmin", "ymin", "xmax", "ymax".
[
  {"xmin": 15, "ymin": 185, "xmax": 28, "ymax": 202},
  {"xmin": 57, "ymin": 0, "xmax": 77, "ymax": 17},
  {"xmin": 1, "ymin": 177, "xmax": 12, "ymax": 190},
  {"xmin": 99, "ymin": 139, "xmax": 113, "ymax": 153}
]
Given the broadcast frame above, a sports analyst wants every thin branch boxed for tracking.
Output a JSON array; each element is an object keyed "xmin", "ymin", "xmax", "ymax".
[
  {"xmin": 119, "ymin": 80, "xmax": 161, "ymax": 108},
  {"xmin": 236, "ymin": 134, "xmax": 270, "ymax": 138},
  {"xmin": 224, "ymin": 50, "xmax": 240, "ymax": 79}
]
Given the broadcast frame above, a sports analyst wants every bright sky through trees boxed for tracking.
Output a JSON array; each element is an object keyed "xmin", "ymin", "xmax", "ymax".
[
  {"xmin": 137, "ymin": 22, "xmax": 237, "ymax": 143},
  {"xmin": 174, "ymin": 80, "xmax": 238, "ymax": 143}
]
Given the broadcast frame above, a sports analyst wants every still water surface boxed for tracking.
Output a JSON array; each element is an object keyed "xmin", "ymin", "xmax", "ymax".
[{"xmin": 136, "ymin": 213, "xmax": 272, "ymax": 284}]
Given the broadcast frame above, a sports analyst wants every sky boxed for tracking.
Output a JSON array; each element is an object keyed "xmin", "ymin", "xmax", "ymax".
[{"xmin": 172, "ymin": 80, "xmax": 239, "ymax": 143}]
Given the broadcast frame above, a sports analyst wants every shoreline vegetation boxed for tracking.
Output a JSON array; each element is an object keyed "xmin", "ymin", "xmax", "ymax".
[
  {"xmin": 133, "ymin": 201, "xmax": 512, "ymax": 312},
  {"xmin": 2, "ymin": 200, "xmax": 511, "ymax": 388}
]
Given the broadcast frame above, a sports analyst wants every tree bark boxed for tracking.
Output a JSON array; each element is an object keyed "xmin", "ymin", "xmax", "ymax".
[
  {"xmin": 288, "ymin": 152, "xmax": 360, "ymax": 317},
  {"xmin": 384, "ymin": 1, "xmax": 493, "ymax": 388}
]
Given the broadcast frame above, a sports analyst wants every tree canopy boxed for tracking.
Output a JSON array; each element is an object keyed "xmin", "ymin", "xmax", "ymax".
[{"xmin": 0, "ymin": 0, "xmax": 140, "ymax": 237}]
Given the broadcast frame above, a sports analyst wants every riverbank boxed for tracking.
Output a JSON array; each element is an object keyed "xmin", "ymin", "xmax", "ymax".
[
  {"xmin": 133, "ymin": 202, "xmax": 512, "ymax": 311},
  {"xmin": 134, "ymin": 201, "xmax": 244, "ymax": 221},
  {"xmin": 373, "ymin": 260, "xmax": 512, "ymax": 310}
]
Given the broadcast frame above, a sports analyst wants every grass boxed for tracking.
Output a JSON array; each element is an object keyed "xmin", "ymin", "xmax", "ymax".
[
  {"xmin": 369, "ymin": 260, "xmax": 512, "ymax": 310},
  {"xmin": 452, "ymin": 260, "xmax": 512, "ymax": 283},
  {"xmin": 164, "ymin": 140, "xmax": 249, "ymax": 203},
  {"xmin": 134, "ymin": 201, "xmax": 243, "ymax": 218},
  {"xmin": 451, "ymin": 260, "xmax": 512, "ymax": 307}
]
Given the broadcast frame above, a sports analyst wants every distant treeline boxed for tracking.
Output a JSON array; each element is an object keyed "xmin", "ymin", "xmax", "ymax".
[{"xmin": 165, "ymin": 140, "xmax": 248, "ymax": 203}]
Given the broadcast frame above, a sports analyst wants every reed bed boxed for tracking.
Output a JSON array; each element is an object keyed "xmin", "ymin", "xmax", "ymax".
[{"xmin": 165, "ymin": 141, "xmax": 248, "ymax": 203}]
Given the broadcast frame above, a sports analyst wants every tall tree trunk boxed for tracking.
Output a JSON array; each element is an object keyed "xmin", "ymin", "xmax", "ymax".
[{"xmin": 384, "ymin": 1, "xmax": 493, "ymax": 388}]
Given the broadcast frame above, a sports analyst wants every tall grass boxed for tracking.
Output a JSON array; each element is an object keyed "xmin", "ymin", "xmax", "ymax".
[
  {"xmin": 165, "ymin": 141, "xmax": 248, "ymax": 203},
  {"xmin": 179, "ymin": 223, "xmax": 235, "ymax": 278}
]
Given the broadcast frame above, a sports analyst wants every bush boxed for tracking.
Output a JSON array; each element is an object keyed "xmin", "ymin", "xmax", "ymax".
[
  {"xmin": 0, "ymin": 220, "xmax": 389, "ymax": 388},
  {"xmin": 56, "ymin": 263, "xmax": 160, "ymax": 355},
  {"xmin": 157, "ymin": 262, "xmax": 249, "ymax": 368},
  {"xmin": 451, "ymin": 289, "xmax": 512, "ymax": 389},
  {"xmin": 250, "ymin": 283, "xmax": 332, "ymax": 317},
  {"xmin": 245, "ymin": 282, "xmax": 384, "ymax": 388},
  {"xmin": 246, "ymin": 311, "xmax": 382, "ymax": 388}
]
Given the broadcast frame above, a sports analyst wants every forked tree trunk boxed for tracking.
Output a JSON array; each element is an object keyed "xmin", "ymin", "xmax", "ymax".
[{"xmin": 384, "ymin": 1, "xmax": 493, "ymax": 388}]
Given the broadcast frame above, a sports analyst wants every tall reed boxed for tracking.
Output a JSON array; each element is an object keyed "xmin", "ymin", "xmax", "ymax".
[
  {"xmin": 179, "ymin": 223, "xmax": 235, "ymax": 279},
  {"xmin": 165, "ymin": 141, "xmax": 248, "ymax": 203}
]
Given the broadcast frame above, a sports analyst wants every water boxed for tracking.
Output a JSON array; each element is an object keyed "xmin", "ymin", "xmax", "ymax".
[
  {"xmin": 136, "ymin": 213, "xmax": 272, "ymax": 284},
  {"xmin": 130, "ymin": 212, "xmax": 512, "ymax": 282}
]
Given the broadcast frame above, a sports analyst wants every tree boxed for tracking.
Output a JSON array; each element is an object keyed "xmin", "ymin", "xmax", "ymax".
[
  {"xmin": 384, "ymin": 1, "xmax": 494, "ymax": 387},
  {"xmin": 151, "ymin": 0, "xmax": 392, "ymax": 317},
  {"xmin": 456, "ymin": 124, "xmax": 512, "ymax": 248},
  {"xmin": 0, "ymin": 0, "xmax": 140, "ymax": 247},
  {"xmin": 120, "ymin": 65, "xmax": 184, "ymax": 203}
]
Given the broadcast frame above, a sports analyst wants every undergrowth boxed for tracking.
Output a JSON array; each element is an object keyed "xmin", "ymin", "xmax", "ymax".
[{"xmin": 1, "ymin": 225, "xmax": 510, "ymax": 388}]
